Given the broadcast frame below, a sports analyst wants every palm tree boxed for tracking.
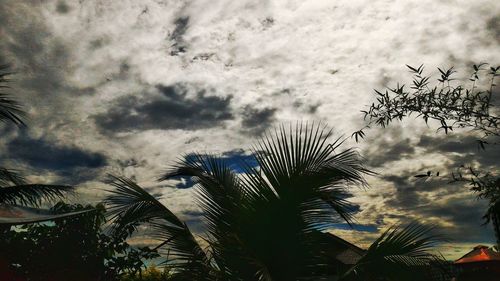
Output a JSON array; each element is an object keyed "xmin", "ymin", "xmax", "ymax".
[
  {"xmin": 342, "ymin": 223, "xmax": 447, "ymax": 281},
  {"xmin": 0, "ymin": 167, "xmax": 72, "ymax": 207},
  {"xmin": 0, "ymin": 65, "xmax": 75, "ymax": 226},
  {"xmin": 106, "ymin": 124, "xmax": 444, "ymax": 280},
  {"xmin": 0, "ymin": 65, "xmax": 25, "ymax": 126}
]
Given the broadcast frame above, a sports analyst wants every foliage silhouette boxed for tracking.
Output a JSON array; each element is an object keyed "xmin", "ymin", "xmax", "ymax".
[
  {"xmin": 342, "ymin": 223, "xmax": 448, "ymax": 281},
  {"xmin": 0, "ymin": 202, "xmax": 160, "ymax": 281},
  {"xmin": 0, "ymin": 65, "xmax": 25, "ymax": 126},
  {"xmin": 353, "ymin": 63, "xmax": 500, "ymax": 142},
  {"xmin": 0, "ymin": 65, "xmax": 73, "ymax": 223},
  {"xmin": 355, "ymin": 63, "xmax": 500, "ymax": 249},
  {"xmin": 106, "ymin": 123, "xmax": 445, "ymax": 280},
  {"xmin": 454, "ymin": 168, "xmax": 500, "ymax": 250}
]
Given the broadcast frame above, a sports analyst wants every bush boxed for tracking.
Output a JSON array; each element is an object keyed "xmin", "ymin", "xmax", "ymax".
[
  {"xmin": 120, "ymin": 265, "xmax": 172, "ymax": 281},
  {"xmin": 0, "ymin": 202, "xmax": 159, "ymax": 281}
]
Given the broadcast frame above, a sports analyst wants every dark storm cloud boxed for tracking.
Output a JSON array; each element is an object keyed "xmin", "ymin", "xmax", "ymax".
[
  {"xmin": 486, "ymin": 14, "xmax": 500, "ymax": 44},
  {"xmin": 365, "ymin": 138, "xmax": 415, "ymax": 167},
  {"xmin": 3, "ymin": 132, "xmax": 107, "ymax": 184},
  {"xmin": 377, "ymin": 134, "xmax": 498, "ymax": 212},
  {"xmin": 6, "ymin": 133, "xmax": 107, "ymax": 171},
  {"xmin": 418, "ymin": 135, "xmax": 478, "ymax": 154},
  {"xmin": 381, "ymin": 172, "xmax": 494, "ymax": 242},
  {"xmin": 383, "ymin": 174, "xmax": 457, "ymax": 208},
  {"xmin": 365, "ymin": 130, "xmax": 499, "ymax": 170},
  {"xmin": 94, "ymin": 83, "xmax": 233, "ymax": 133},
  {"xmin": 56, "ymin": 1, "xmax": 70, "ymax": 14},
  {"xmin": 0, "ymin": 2, "xmax": 96, "ymax": 113},
  {"xmin": 88, "ymin": 36, "xmax": 110, "ymax": 51},
  {"xmin": 241, "ymin": 105, "xmax": 276, "ymax": 136},
  {"xmin": 418, "ymin": 134, "xmax": 500, "ymax": 168},
  {"xmin": 0, "ymin": 7, "xmax": 70, "ymax": 96},
  {"xmin": 363, "ymin": 128, "xmax": 498, "ymax": 243},
  {"xmin": 169, "ymin": 17, "xmax": 189, "ymax": 56},
  {"xmin": 418, "ymin": 196, "xmax": 495, "ymax": 242}
]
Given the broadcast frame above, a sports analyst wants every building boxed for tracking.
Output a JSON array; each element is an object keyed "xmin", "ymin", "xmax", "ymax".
[{"xmin": 453, "ymin": 245, "xmax": 500, "ymax": 281}]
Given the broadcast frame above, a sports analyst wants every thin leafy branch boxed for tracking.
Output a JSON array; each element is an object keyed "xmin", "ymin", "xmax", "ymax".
[
  {"xmin": 353, "ymin": 63, "xmax": 500, "ymax": 142},
  {"xmin": 353, "ymin": 63, "xmax": 500, "ymax": 252}
]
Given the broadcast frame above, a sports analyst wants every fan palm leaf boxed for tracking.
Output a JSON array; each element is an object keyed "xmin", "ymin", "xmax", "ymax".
[
  {"xmin": 162, "ymin": 154, "xmax": 271, "ymax": 280},
  {"xmin": 342, "ymin": 222, "xmax": 447, "ymax": 281},
  {"xmin": 0, "ymin": 167, "xmax": 27, "ymax": 186},
  {"xmin": 0, "ymin": 184, "xmax": 72, "ymax": 207},
  {"xmin": 105, "ymin": 175, "xmax": 212, "ymax": 280},
  {"xmin": 0, "ymin": 167, "xmax": 72, "ymax": 207},
  {"xmin": 0, "ymin": 65, "xmax": 25, "ymax": 126},
  {"xmin": 159, "ymin": 123, "xmax": 371, "ymax": 280}
]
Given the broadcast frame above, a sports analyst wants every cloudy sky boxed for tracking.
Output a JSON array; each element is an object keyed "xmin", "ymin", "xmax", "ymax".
[{"xmin": 1, "ymin": 0, "xmax": 499, "ymax": 259}]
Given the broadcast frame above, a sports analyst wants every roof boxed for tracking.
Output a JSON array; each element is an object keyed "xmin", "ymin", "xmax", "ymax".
[
  {"xmin": 455, "ymin": 245, "xmax": 500, "ymax": 264},
  {"xmin": 321, "ymin": 232, "xmax": 365, "ymax": 265},
  {"xmin": 0, "ymin": 204, "xmax": 94, "ymax": 225}
]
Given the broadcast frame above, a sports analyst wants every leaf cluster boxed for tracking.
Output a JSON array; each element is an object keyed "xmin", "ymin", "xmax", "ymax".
[
  {"xmin": 354, "ymin": 63, "xmax": 500, "ymax": 142},
  {"xmin": 0, "ymin": 202, "xmax": 160, "ymax": 281},
  {"xmin": 105, "ymin": 124, "xmax": 445, "ymax": 281}
]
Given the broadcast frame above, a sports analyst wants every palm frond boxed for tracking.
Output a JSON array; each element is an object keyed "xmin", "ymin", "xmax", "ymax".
[
  {"xmin": 161, "ymin": 154, "xmax": 263, "ymax": 279},
  {"xmin": 161, "ymin": 154, "xmax": 245, "ymax": 233},
  {"xmin": 0, "ymin": 167, "xmax": 27, "ymax": 186},
  {"xmin": 0, "ymin": 184, "xmax": 72, "ymax": 207},
  {"xmin": 159, "ymin": 123, "xmax": 371, "ymax": 280},
  {"xmin": 250, "ymin": 123, "xmax": 371, "ymax": 227},
  {"xmin": 0, "ymin": 65, "xmax": 25, "ymax": 126},
  {"xmin": 105, "ymin": 175, "xmax": 211, "ymax": 278},
  {"xmin": 343, "ymin": 222, "xmax": 447, "ymax": 280},
  {"xmin": 105, "ymin": 175, "xmax": 183, "ymax": 227}
]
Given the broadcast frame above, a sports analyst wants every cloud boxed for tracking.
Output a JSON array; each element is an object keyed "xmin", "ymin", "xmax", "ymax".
[
  {"xmin": 365, "ymin": 138, "xmax": 415, "ymax": 168},
  {"xmin": 94, "ymin": 83, "xmax": 234, "ymax": 134},
  {"xmin": 240, "ymin": 105, "xmax": 276, "ymax": 136},
  {"xmin": 0, "ymin": 0, "xmax": 499, "ymax": 257},
  {"xmin": 173, "ymin": 149, "xmax": 259, "ymax": 188},
  {"xmin": 416, "ymin": 195, "xmax": 494, "ymax": 243},
  {"xmin": 357, "ymin": 170, "xmax": 495, "ymax": 248},
  {"xmin": 382, "ymin": 172, "xmax": 464, "ymax": 208},
  {"xmin": 4, "ymin": 132, "xmax": 107, "ymax": 183},
  {"xmin": 486, "ymin": 14, "xmax": 500, "ymax": 44},
  {"xmin": 359, "ymin": 129, "xmax": 498, "ymax": 250},
  {"xmin": 169, "ymin": 16, "xmax": 190, "ymax": 56},
  {"xmin": 0, "ymin": 3, "xmax": 77, "ymax": 99},
  {"xmin": 418, "ymin": 134, "xmax": 500, "ymax": 168},
  {"xmin": 55, "ymin": 1, "xmax": 70, "ymax": 14}
]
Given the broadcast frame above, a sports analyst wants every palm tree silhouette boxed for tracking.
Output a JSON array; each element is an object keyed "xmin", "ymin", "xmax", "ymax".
[
  {"xmin": 0, "ymin": 65, "xmax": 75, "ymax": 226},
  {"xmin": 342, "ymin": 223, "xmax": 447, "ymax": 280},
  {"xmin": 106, "ymin": 124, "xmax": 445, "ymax": 280},
  {"xmin": 0, "ymin": 65, "xmax": 25, "ymax": 126}
]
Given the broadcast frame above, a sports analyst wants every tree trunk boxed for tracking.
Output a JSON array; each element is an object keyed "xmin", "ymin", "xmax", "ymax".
[{"xmin": 491, "ymin": 203, "xmax": 500, "ymax": 250}]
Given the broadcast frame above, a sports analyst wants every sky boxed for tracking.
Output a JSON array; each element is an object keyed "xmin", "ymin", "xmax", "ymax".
[{"xmin": 0, "ymin": 0, "xmax": 499, "ymax": 259}]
